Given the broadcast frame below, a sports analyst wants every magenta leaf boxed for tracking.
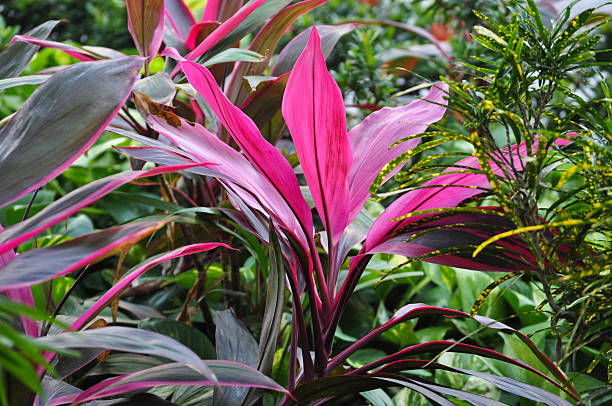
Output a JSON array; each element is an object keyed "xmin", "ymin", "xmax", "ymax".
[
  {"xmin": 70, "ymin": 243, "xmax": 231, "ymax": 331},
  {"xmin": 0, "ymin": 220, "xmax": 170, "ymax": 290},
  {"xmin": 282, "ymin": 26, "xmax": 352, "ymax": 245},
  {"xmin": 48, "ymin": 361, "xmax": 288, "ymax": 405},
  {"xmin": 0, "ymin": 56, "xmax": 144, "ymax": 208},
  {"xmin": 347, "ymin": 83, "xmax": 448, "ymax": 222},
  {"xmin": 179, "ymin": 60, "xmax": 313, "ymax": 236},
  {"xmin": 126, "ymin": 0, "xmax": 165, "ymax": 60},
  {"xmin": 0, "ymin": 165, "xmax": 199, "ymax": 256}
]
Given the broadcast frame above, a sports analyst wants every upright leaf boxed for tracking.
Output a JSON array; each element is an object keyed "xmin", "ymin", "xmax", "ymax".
[
  {"xmin": 164, "ymin": 0, "xmax": 196, "ymax": 40},
  {"xmin": 0, "ymin": 56, "xmax": 144, "ymax": 208},
  {"xmin": 282, "ymin": 26, "xmax": 352, "ymax": 244},
  {"xmin": 126, "ymin": 0, "xmax": 166, "ymax": 60},
  {"xmin": 214, "ymin": 310, "xmax": 259, "ymax": 406}
]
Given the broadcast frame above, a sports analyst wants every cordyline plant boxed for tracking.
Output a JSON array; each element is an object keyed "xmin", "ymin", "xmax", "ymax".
[{"xmin": 0, "ymin": 1, "xmax": 583, "ymax": 405}]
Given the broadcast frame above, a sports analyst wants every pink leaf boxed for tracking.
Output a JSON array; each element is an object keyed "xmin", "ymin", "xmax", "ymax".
[
  {"xmin": 164, "ymin": 0, "xmax": 196, "ymax": 40},
  {"xmin": 10, "ymin": 35, "xmax": 98, "ymax": 61},
  {"xmin": 179, "ymin": 61, "xmax": 313, "ymax": 237},
  {"xmin": 348, "ymin": 83, "xmax": 448, "ymax": 221},
  {"xmin": 282, "ymin": 26, "xmax": 352, "ymax": 244}
]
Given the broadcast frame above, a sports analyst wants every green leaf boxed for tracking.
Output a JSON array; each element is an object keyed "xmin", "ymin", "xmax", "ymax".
[{"xmin": 139, "ymin": 318, "xmax": 216, "ymax": 360}]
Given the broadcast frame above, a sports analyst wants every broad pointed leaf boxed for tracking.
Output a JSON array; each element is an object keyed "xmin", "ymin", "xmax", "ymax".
[
  {"xmin": 0, "ymin": 56, "xmax": 144, "ymax": 208},
  {"xmin": 282, "ymin": 26, "xmax": 352, "ymax": 244},
  {"xmin": 348, "ymin": 83, "xmax": 448, "ymax": 221},
  {"xmin": 126, "ymin": 0, "xmax": 165, "ymax": 60}
]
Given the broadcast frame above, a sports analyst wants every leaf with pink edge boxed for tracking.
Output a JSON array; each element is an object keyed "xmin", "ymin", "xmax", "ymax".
[
  {"xmin": 164, "ymin": 0, "xmax": 196, "ymax": 40},
  {"xmin": 282, "ymin": 26, "xmax": 352, "ymax": 245},
  {"xmin": 9, "ymin": 36, "xmax": 99, "ymax": 61},
  {"xmin": 0, "ymin": 56, "xmax": 143, "ymax": 208}
]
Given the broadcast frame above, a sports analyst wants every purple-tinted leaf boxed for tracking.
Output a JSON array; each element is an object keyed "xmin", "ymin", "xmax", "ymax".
[
  {"xmin": 135, "ymin": 82, "xmax": 310, "ymax": 245},
  {"xmin": 185, "ymin": 0, "xmax": 268, "ymax": 61},
  {"xmin": 126, "ymin": 0, "xmax": 165, "ymax": 60},
  {"xmin": 164, "ymin": 0, "xmax": 196, "ymax": 40},
  {"xmin": 179, "ymin": 61, "xmax": 313, "ymax": 236},
  {"xmin": 0, "ymin": 220, "xmax": 169, "ymax": 290},
  {"xmin": 348, "ymin": 83, "xmax": 448, "ymax": 222},
  {"xmin": 0, "ymin": 20, "xmax": 60, "ymax": 79},
  {"xmin": 0, "ymin": 56, "xmax": 143, "ymax": 208},
  {"xmin": 271, "ymin": 24, "xmax": 358, "ymax": 76},
  {"xmin": 291, "ymin": 375, "xmax": 397, "ymax": 404},
  {"xmin": 367, "ymin": 210, "xmax": 537, "ymax": 272},
  {"xmin": 0, "ymin": 165, "xmax": 198, "ymax": 255},
  {"xmin": 226, "ymin": 0, "xmax": 328, "ymax": 105},
  {"xmin": 282, "ymin": 26, "xmax": 352, "ymax": 245},
  {"xmin": 9, "ymin": 35, "xmax": 99, "ymax": 61},
  {"xmin": 70, "ymin": 243, "xmax": 230, "ymax": 331},
  {"xmin": 49, "ymin": 361, "xmax": 288, "ymax": 405},
  {"xmin": 37, "ymin": 327, "xmax": 217, "ymax": 388},
  {"xmin": 214, "ymin": 310, "xmax": 259, "ymax": 405},
  {"xmin": 326, "ymin": 304, "xmax": 468, "ymax": 373}
]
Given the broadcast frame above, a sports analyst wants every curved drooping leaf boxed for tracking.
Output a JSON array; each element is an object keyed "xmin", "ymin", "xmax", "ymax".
[
  {"xmin": 48, "ymin": 361, "xmax": 288, "ymax": 405},
  {"xmin": 0, "ymin": 56, "xmax": 144, "ymax": 208},
  {"xmin": 0, "ymin": 165, "xmax": 200, "ymax": 256},
  {"xmin": 271, "ymin": 23, "xmax": 358, "ymax": 76},
  {"xmin": 70, "ymin": 243, "xmax": 231, "ymax": 331},
  {"xmin": 226, "ymin": 0, "xmax": 328, "ymax": 105},
  {"xmin": 126, "ymin": 0, "xmax": 165, "ymax": 60},
  {"xmin": 291, "ymin": 375, "xmax": 396, "ymax": 404},
  {"xmin": 0, "ymin": 20, "xmax": 60, "ymax": 79},
  {"xmin": 0, "ymin": 220, "xmax": 170, "ymax": 290},
  {"xmin": 347, "ymin": 83, "xmax": 448, "ymax": 222},
  {"xmin": 282, "ymin": 26, "xmax": 352, "ymax": 245},
  {"xmin": 37, "ymin": 327, "xmax": 217, "ymax": 386}
]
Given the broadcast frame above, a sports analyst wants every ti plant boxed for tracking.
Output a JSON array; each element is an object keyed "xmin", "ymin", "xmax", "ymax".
[{"xmin": 0, "ymin": 0, "xmax": 595, "ymax": 405}]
